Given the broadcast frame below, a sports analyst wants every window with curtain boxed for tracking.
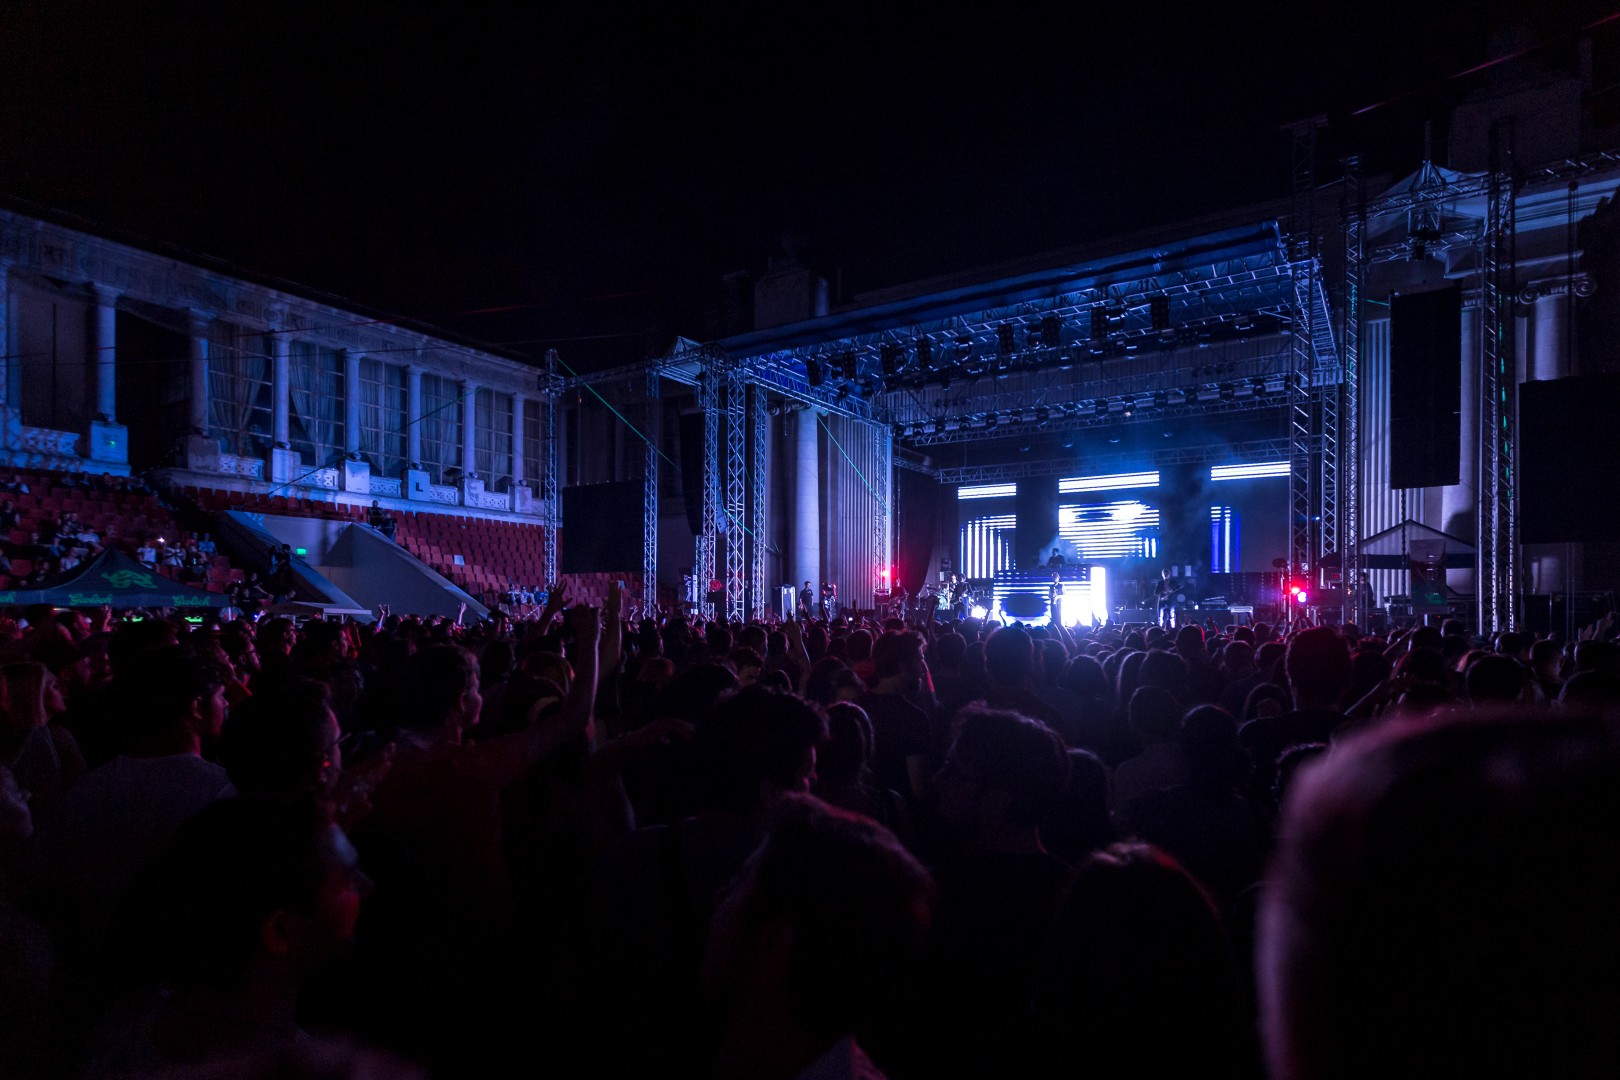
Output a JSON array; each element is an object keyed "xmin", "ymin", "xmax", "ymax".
[
  {"xmin": 359, "ymin": 358, "xmax": 408, "ymax": 477},
  {"xmin": 522, "ymin": 400, "xmax": 542, "ymax": 490},
  {"xmin": 475, "ymin": 387, "xmax": 514, "ymax": 489},
  {"xmin": 206, "ymin": 322, "xmax": 272, "ymax": 458},
  {"xmin": 288, "ymin": 341, "xmax": 345, "ymax": 466},
  {"xmin": 418, "ymin": 372, "xmax": 463, "ymax": 483}
]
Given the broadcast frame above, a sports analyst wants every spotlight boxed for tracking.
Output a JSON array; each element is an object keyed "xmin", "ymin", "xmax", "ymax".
[
  {"xmin": 836, "ymin": 351, "xmax": 858, "ymax": 381},
  {"xmin": 1151, "ymin": 294, "xmax": 1171, "ymax": 332},
  {"xmin": 915, "ymin": 337, "xmax": 933, "ymax": 371},
  {"xmin": 1040, "ymin": 315, "xmax": 1062, "ymax": 349},
  {"xmin": 805, "ymin": 358, "xmax": 823, "ymax": 387},
  {"xmin": 931, "ymin": 418, "xmax": 945, "ymax": 435},
  {"xmin": 880, "ymin": 344, "xmax": 902, "ymax": 377},
  {"xmin": 997, "ymin": 323, "xmax": 1016, "ymax": 357},
  {"xmin": 1090, "ymin": 307, "xmax": 1107, "ymax": 341}
]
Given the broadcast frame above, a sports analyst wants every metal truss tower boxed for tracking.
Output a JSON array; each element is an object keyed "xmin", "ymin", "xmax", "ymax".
[
  {"xmin": 874, "ymin": 423, "xmax": 892, "ymax": 603},
  {"xmin": 748, "ymin": 384, "xmax": 768, "ymax": 620},
  {"xmin": 1285, "ymin": 119, "xmax": 1323, "ymax": 590},
  {"xmin": 642, "ymin": 368, "xmax": 660, "ymax": 612},
  {"xmin": 542, "ymin": 348, "xmax": 560, "ymax": 589},
  {"xmin": 697, "ymin": 362, "xmax": 720, "ymax": 619},
  {"xmin": 1340, "ymin": 155, "xmax": 1366, "ymax": 626},
  {"xmin": 724, "ymin": 367, "xmax": 748, "ymax": 622},
  {"xmin": 1480, "ymin": 121, "xmax": 1519, "ymax": 633}
]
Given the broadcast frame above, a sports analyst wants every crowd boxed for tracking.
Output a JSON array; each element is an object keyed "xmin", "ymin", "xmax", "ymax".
[{"xmin": 0, "ymin": 589, "xmax": 1617, "ymax": 1078}]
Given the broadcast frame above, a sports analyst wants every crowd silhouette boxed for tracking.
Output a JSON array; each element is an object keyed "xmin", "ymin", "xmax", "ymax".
[{"xmin": 0, "ymin": 587, "xmax": 1617, "ymax": 1078}]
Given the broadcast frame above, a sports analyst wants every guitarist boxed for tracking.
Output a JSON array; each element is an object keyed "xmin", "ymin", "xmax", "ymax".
[{"xmin": 1155, "ymin": 567, "xmax": 1182, "ymax": 629}]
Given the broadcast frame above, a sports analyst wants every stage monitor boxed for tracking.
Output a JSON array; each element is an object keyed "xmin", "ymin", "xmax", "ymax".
[{"xmin": 560, "ymin": 481, "xmax": 644, "ymax": 573}]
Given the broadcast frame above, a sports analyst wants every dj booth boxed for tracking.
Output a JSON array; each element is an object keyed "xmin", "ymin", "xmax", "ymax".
[{"xmin": 987, "ymin": 566, "xmax": 1109, "ymax": 627}]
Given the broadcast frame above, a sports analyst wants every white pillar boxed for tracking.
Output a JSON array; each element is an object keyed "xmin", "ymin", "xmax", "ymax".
[
  {"xmin": 406, "ymin": 365, "xmax": 422, "ymax": 467},
  {"xmin": 343, "ymin": 349, "xmax": 362, "ymax": 454},
  {"xmin": 89, "ymin": 285, "xmax": 119, "ymax": 422},
  {"xmin": 1532, "ymin": 293, "xmax": 1567, "ymax": 382},
  {"xmin": 461, "ymin": 380, "xmax": 479, "ymax": 476},
  {"xmin": 512, "ymin": 394, "xmax": 526, "ymax": 484},
  {"xmin": 1442, "ymin": 307, "xmax": 1479, "ymax": 593},
  {"xmin": 271, "ymin": 332, "xmax": 291, "ymax": 447},
  {"xmin": 187, "ymin": 311, "xmax": 211, "ymax": 433},
  {"xmin": 793, "ymin": 409, "xmax": 821, "ymax": 592}
]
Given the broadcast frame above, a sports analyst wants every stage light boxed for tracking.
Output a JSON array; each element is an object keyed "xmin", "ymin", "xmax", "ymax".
[
  {"xmin": 1040, "ymin": 315, "xmax": 1061, "ymax": 348},
  {"xmin": 880, "ymin": 344, "xmax": 902, "ymax": 377},
  {"xmin": 1151, "ymin": 294, "xmax": 1171, "ymax": 332},
  {"xmin": 836, "ymin": 351, "xmax": 858, "ymax": 381},
  {"xmin": 915, "ymin": 337, "xmax": 933, "ymax": 371},
  {"xmin": 971, "ymin": 604, "xmax": 989, "ymax": 619},
  {"xmin": 805, "ymin": 358, "xmax": 823, "ymax": 386},
  {"xmin": 931, "ymin": 417, "xmax": 945, "ymax": 435},
  {"xmin": 997, "ymin": 323, "xmax": 1016, "ymax": 357},
  {"xmin": 1090, "ymin": 307, "xmax": 1107, "ymax": 340}
]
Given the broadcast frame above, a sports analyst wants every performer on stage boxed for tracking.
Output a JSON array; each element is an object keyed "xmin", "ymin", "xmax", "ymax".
[
  {"xmin": 799, "ymin": 580, "xmax": 815, "ymax": 619},
  {"xmin": 820, "ymin": 580, "xmax": 837, "ymax": 620},
  {"xmin": 1046, "ymin": 546, "xmax": 1067, "ymax": 570},
  {"xmin": 948, "ymin": 572, "xmax": 969, "ymax": 620},
  {"xmin": 1155, "ymin": 567, "xmax": 1181, "ymax": 629}
]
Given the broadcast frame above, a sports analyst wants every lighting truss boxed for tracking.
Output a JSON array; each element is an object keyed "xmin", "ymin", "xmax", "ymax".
[
  {"xmin": 934, "ymin": 437, "xmax": 1292, "ymax": 485},
  {"xmin": 542, "ymin": 348, "xmax": 560, "ymax": 588},
  {"xmin": 725, "ymin": 367, "xmax": 747, "ymax": 622},
  {"xmin": 642, "ymin": 367, "xmax": 660, "ymax": 610},
  {"xmin": 1480, "ymin": 121, "xmax": 1519, "ymax": 633},
  {"xmin": 697, "ymin": 364, "xmax": 720, "ymax": 619},
  {"xmin": 749, "ymin": 384, "xmax": 768, "ymax": 620},
  {"xmin": 1340, "ymin": 154, "xmax": 1365, "ymax": 626},
  {"xmin": 1286, "ymin": 118, "xmax": 1322, "ymax": 584}
]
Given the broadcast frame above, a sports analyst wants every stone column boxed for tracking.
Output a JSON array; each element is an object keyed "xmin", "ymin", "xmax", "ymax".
[
  {"xmin": 1441, "ymin": 306, "xmax": 1479, "ymax": 594},
  {"xmin": 512, "ymin": 394, "xmax": 526, "ymax": 485},
  {"xmin": 343, "ymin": 349, "xmax": 362, "ymax": 454},
  {"xmin": 406, "ymin": 365, "xmax": 423, "ymax": 467},
  {"xmin": 271, "ymin": 332, "xmax": 291, "ymax": 448},
  {"xmin": 461, "ymin": 380, "xmax": 479, "ymax": 477},
  {"xmin": 793, "ymin": 409, "xmax": 821, "ymax": 594},
  {"xmin": 89, "ymin": 285, "xmax": 119, "ymax": 421},
  {"xmin": 86, "ymin": 285, "xmax": 128, "ymax": 465},
  {"xmin": 187, "ymin": 310, "xmax": 211, "ymax": 433}
]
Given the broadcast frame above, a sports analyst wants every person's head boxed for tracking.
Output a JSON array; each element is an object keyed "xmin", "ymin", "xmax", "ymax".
[
  {"xmin": 1243, "ymin": 682, "xmax": 1292, "ymax": 722},
  {"xmin": 1221, "ymin": 640, "xmax": 1256, "ymax": 678},
  {"xmin": 1179, "ymin": 705, "xmax": 1246, "ymax": 792},
  {"xmin": 845, "ymin": 629, "xmax": 873, "ymax": 664},
  {"xmin": 1261, "ymin": 713, "xmax": 1620, "ymax": 1080},
  {"xmin": 1175, "ymin": 623, "xmax": 1207, "ymax": 660},
  {"xmin": 256, "ymin": 617, "xmax": 298, "ymax": 659},
  {"xmin": 220, "ymin": 679, "xmax": 342, "ymax": 798},
  {"xmin": 703, "ymin": 795, "xmax": 935, "ymax": 1050},
  {"xmin": 1530, "ymin": 638, "xmax": 1564, "ymax": 681},
  {"xmin": 120, "ymin": 645, "xmax": 231, "ymax": 751},
  {"xmin": 1285, "ymin": 626, "xmax": 1353, "ymax": 710},
  {"xmin": 815, "ymin": 702, "xmax": 874, "ymax": 792},
  {"xmin": 871, "ymin": 630, "xmax": 926, "ymax": 687},
  {"xmin": 2, "ymin": 660, "xmax": 62, "ymax": 735},
  {"xmin": 1464, "ymin": 653, "xmax": 1527, "ymax": 706},
  {"xmin": 399, "ymin": 644, "xmax": 481, "ymax": 740},
  {"xmin": 129, "ymin": 797, "xmax": 367, "ymax": 992},
  {"xmin": 936, "ymin": 707, "xmax": 1069, "ymax": 838},
  {"xmin": 984, "ymin": 625, "xmax": 1038, "ymax": 689},
  {"xmin": 1037, "ymin": 843, "xmax": 1243, "ymax": 1066},
  {"xmin": 696, "ymin": 686, "xmax": 828, "ymax": 817}
]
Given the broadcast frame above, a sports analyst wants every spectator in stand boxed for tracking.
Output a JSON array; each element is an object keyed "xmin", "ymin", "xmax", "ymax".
[
  {"xmin": 1239, "ymin": 626, "xmax": 1351, "ymax": 803},
  {"xmin": 135, "ymin": 538, "xmax": 157, "ymax": 568},
  {"xmin": 0, "ymin": 498, "xmax": 17, "ymax": 532},
  {"xmin": 2, "ymin": 661, "xmax": 82, "ymax": 837}
]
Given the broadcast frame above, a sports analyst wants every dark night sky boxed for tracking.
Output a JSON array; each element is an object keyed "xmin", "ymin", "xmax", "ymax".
[{"xmin": 0, "ymin": 1, "xmax": 1612, "ymax": 370}]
